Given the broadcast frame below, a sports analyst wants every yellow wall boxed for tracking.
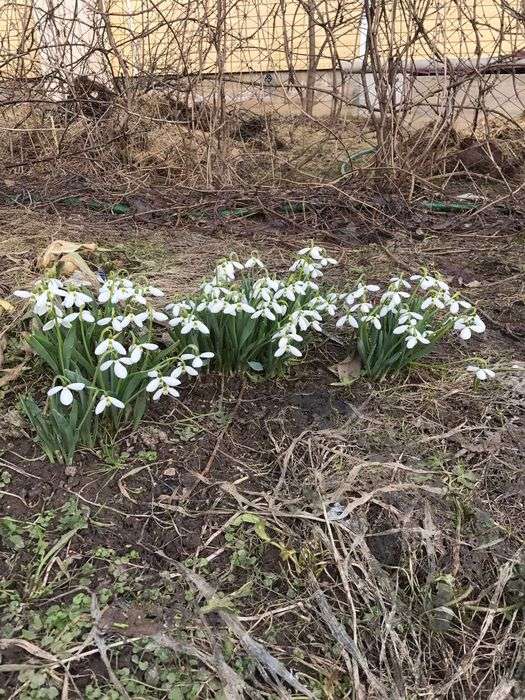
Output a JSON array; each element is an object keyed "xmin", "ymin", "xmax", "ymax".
[{"xmin": 0, "ymin": 0, "xmax": 523, "ymax": 78}]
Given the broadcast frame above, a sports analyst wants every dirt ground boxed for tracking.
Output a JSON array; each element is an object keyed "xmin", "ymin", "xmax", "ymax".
[{"xmin": 0, "ymin": 200, "xmax": 524, "ymax": 699}]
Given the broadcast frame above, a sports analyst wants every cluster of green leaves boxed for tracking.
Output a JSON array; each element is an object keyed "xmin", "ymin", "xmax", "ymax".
[
  {"xmin": 337, "ymin": 272, "xmax": 486, "ymax": 379},
  {"xmin": 167, "ymin": 246, "xmax": 338, "ymax": 376},
  {"xmin": 14, "ymin": 274, "xmax": 195, "ymax": 464}
]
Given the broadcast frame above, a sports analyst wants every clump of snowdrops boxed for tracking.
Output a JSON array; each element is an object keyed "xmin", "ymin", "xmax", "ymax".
[
  {"xmin": 14, "ymin": 274, "xmax": 212, "ymax": 464},
  {"xmin": 166, "ymin": 244, "xmax": 339, "ymax": 375},
  {"xmin": 336, "ymin": 271, "xmax": 486, "ymax": 379}
]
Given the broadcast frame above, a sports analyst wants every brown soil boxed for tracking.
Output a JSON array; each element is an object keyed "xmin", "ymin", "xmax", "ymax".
[{"xmin": 0, "ymin": 204, "xmax": 524, "ymax": 698}]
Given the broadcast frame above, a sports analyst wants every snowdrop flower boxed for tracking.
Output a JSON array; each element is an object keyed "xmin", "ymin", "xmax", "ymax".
[
  {"xmin": 214, "ymin": 259, "xmax": 244, "ymax": 283},
  {"xmin": 389, "ymin": 276, "xmax": 412, "ymax": 290},
  {"xmin": 146, "ymin": 308, "xmax": 169, "ymax": 324},
  {"xmin": 98, "ymin": 314, "xmax": 135, "ymax": 332},
  {"xmin": 181, "ymin": 316, "xmax": 210, "ymax": 335},
  {"xmin": 43, "ymin": 309, "xmax": 96, "ymax": 331},
  {"xmin": 308, "ymin": 295, "xmax": 337, "ymax": 316},
  {"xmin": 251, "ymin": 299, "xmax": 287, "ymax": 321},
  {"xmin": 47, "ymin": 381, "xmax": 85, "ymax": 406},
  {"xmin": 180, "ymin": 351, "xmax": 214, "ymax": 369},
  {"xmin": 13, "ymin": 289, "xmax": 35, "ymax": 302},
  {"xmin": 244, "ymin": 255, "xmax": 265, "ymax": 269},
  {"xmin": 336, "ymin": 313, "xmax": 359, "ymax": 329},
  {"xmin": 95, "ymin": 337, "xmax": 127, "ymax": 356},
  {"xmin": 95, "ymin": 394, "xmax": 125, "ymax": 414},
  {"xmin": 454, "ymin": 314, "xmax": 486, "ymax": 340},
  {"xmin": 60, "ymin": 288, "xmax": 93, "ymax": 309},
  {"xmin": 273, "ymin": 325, "xmax": 304, "ymax": 358},
  {"xmin": 144, "ymin": 285, "xmax": 164, "ymax": 298},
  {"xmin": 421, "ymin": 294, "xmax": 446, "ymax": 310},
  {"xmin": 34, "ymin": 294, "xmax": 64, "ymax": 318},
  {"xmin": 289, "ymin": 309, "xmax": 322, "ymax": 332},
  {"xmin": 448, "ymin": 297, "xmax": 472, "ymax": 315},
  {"xmin": 467, "ymin": 365, "xmax": 495, "ymax": 381},
  {"xmin": 274, "ymin": 336, "xmax": 302, "ymax": 358},
  {"xmin": 297, "ymin": 245, "xmax": 337, "ymax": 266},
  {"xmin": 350, "ymin": 301, "xmax": 373, "ymax": 314},
  {"xmin": 129, "ymin": 342, "xmax": 159, "ymax": 362},
  {"xmin": 166, "ymin": 301, "xmax": 194, "ymax": 315},
  {"xmin": 15, "ymin": 279, "xmax": 65, "ymax": 316},
  {"xmin": 100, "ymin": 355, "xmax": 137, "ymax": 379},
  {"xmin": 200, "ymin": 282, "xmax": 229, "ymax": 299},
  {"xmin": 344, "ymin": 283, "xmax": 380, "ymax": 306},
  {"xmin": 289, "ymin": 259, "xmax": 323, "ymax": 279},
  {"xmin": 410, "ymin": 273, "xmax": 449, "ymax": 292},
  {"xmin": 298, "ymin": 245, "xmax": 323, "ymax": 259},
  {"xmin": 362, "ymin": 314, "xmax": 382, "ymax": 330},
  {"xmin": 405, "ymin": 328, "xmax": 432, "ymax": 349},
  {"xmin": 146, "ymin": 370, "xmax": 181, "ymax": 401},
  {"xmin": 98, "ymin": 278, "xmax": 135, "ymax": 304},
  {"xmin": 398, "ymin": 310, "xmax": 423, "ymax": 324},
  {"xmin": 380, "ymin": 289, "xmax": 410, "ymax": 309}
]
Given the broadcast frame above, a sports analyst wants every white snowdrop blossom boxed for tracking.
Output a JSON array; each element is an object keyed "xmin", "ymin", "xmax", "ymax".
[
  {"xmin": 47, "ymin": 382, "xmax": 85, "ymax": 406},
  {"xmin": 100, "ymin": 355, "xmax": 137, "ymax": 379},
  {"xmin": 130, "ymin": 285, "xmax": 164, "ymax": 306},
  {"xmin": 308, "ymin": 294, "xmax": 338, "ymax": 316},
  {"xmin": 344, "ymin": 283, "xmax": 380, "ymax": 306},
  {"xmin": 273, "ymin": 326, "xmax": 303, "ymax": 358},
  {"xmin": 289, "ymin": 258, "xmax": 324, "ymax": 279},
  {"xmin": 405, "ymin": 328, "xmax": 432, "ymax": 349},
  {"xmin": 336, "ymin": 312, "xmax": 359, "ymax": 329},
  {"xmin": 95, "ymin": 394, "xmax": 125, "ymax": 415},
  {"xmin": 389, "ymin": 276, "xmax": 412, "ymax": 290},
  {"xmin": 398, "ymin": 310, "xmax": 423, "ymax": 324},
  {"xmin": 146, "ymin": 370, "xmax": 182, "ymax": 401},
  {"xmin": 448, "ymin": 297, "xmax": 472, "ymax": 315},
  {"xmin": 60, "ymin": 289, "xmax": 93, "ymax": 309},
  {"xmin": 410, "ymin": 274, "xmax": 449, "ymax": 292},
  {"xmin": 95, "ymin": 337, "xmax": 127, "ymax": 356},
  {"xmin": 180, "ymin": 315, "xmax": 210, "ymax": 335},
  {"xmin": 380, "ymin": 289, "xmax": 410, "ymax": 309},
  {"xmin": 214, "ymin": 259, "xmax": 244, "ymax": 283},
  {"xmin": 454, "ymin": 314, "xmax": 486, "ymax": 340},
  {"xmin": 180, "ymin": 351, "xmax": 214, "ymax": 369},
  {"xmin": 362, "ymin": 314, "xmax": 382, "ymax": 330},
  {"xmin": 251, "ymin": 299, "xmax": 287, "ymax": 321},
  {"xmin": 98, "ymin": 278, "xmax": 135, "ymax": 304},
  {"xmin": 350, "ymin": 301, "xmax": 373, "ymax": 314},
  {"xmin": 244, "ymin": 256, "xmax": 265, "ymax": 270},
  {"xmin": 467, "ymin": 365, "xmax": 495, "ymax": 381},
  {"xmin": 297, "ymin": 245, "xmax": 338, "ymax": 266},
  {"xmin": 129, "ymin": 342, "xmax": 159, "ymax": 362},
  {"xmin": 421, "ymin": 294, "xmax": 446, "ymax": 310}
]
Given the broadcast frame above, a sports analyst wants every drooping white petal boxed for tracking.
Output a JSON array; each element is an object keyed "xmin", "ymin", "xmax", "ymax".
[
  {"xmin": 67, "ymin": 382, "xmax": 85, "ymax": 392},
  {"xmin": 59, "ymin": 387, "xmax": 74, "ymax": 406},
  {"xmin": 114, "ymin": 361, "xmax": 128, "ymax": 379}
]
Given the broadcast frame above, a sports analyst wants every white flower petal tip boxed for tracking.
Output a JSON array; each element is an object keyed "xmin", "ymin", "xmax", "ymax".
[
  {"xmin": 95, "ymin": 395, "xmax": 125, "ymax": 414},
  {"xmin": 466, "ymin": 365, "xmax": 496, "ymax": 381},
  {"xmin": 47, "ymin": 382, "xmax": 85, "ymax": 407}
]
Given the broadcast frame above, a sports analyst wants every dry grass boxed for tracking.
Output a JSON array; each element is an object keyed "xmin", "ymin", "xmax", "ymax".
[{"xmin": 0, "ymin": 209, "xmax": 523, "ymax": 698}]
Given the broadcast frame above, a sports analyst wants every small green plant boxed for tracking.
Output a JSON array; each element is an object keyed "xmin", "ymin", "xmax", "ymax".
[
  {"xmin": 336, "ymin": 271, "xmax": 486, "ymax": 379},
  {"xmin": 166, "ymin": 245, "xmax": 338, "ymax": 375},
  {"xmin": 14, "ymin": 274, "xmax": 212, "ymax": 464}
]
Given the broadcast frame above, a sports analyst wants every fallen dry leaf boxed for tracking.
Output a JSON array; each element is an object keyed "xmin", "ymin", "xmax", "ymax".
[
  {"xmin": 38, "ymin": 239, "xmax": 98, "ymax": 269},
  {"xmin": 163, "ymin": 467, "xmax": 178, "ymax": 477},
  {"xmin": 38, "ymin": 240, "xmax": 101, "ymax": 287},
  {"xmin": 0, "ymin": 299, "xmax": 14, "ymax": 315},
  {"xmin": 0, "ymin": 363, "xmax": 26, "ymax": 388},
  {"xmin": 329, "ymin": 355, "xmax": 362, "ymax": 384}
]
